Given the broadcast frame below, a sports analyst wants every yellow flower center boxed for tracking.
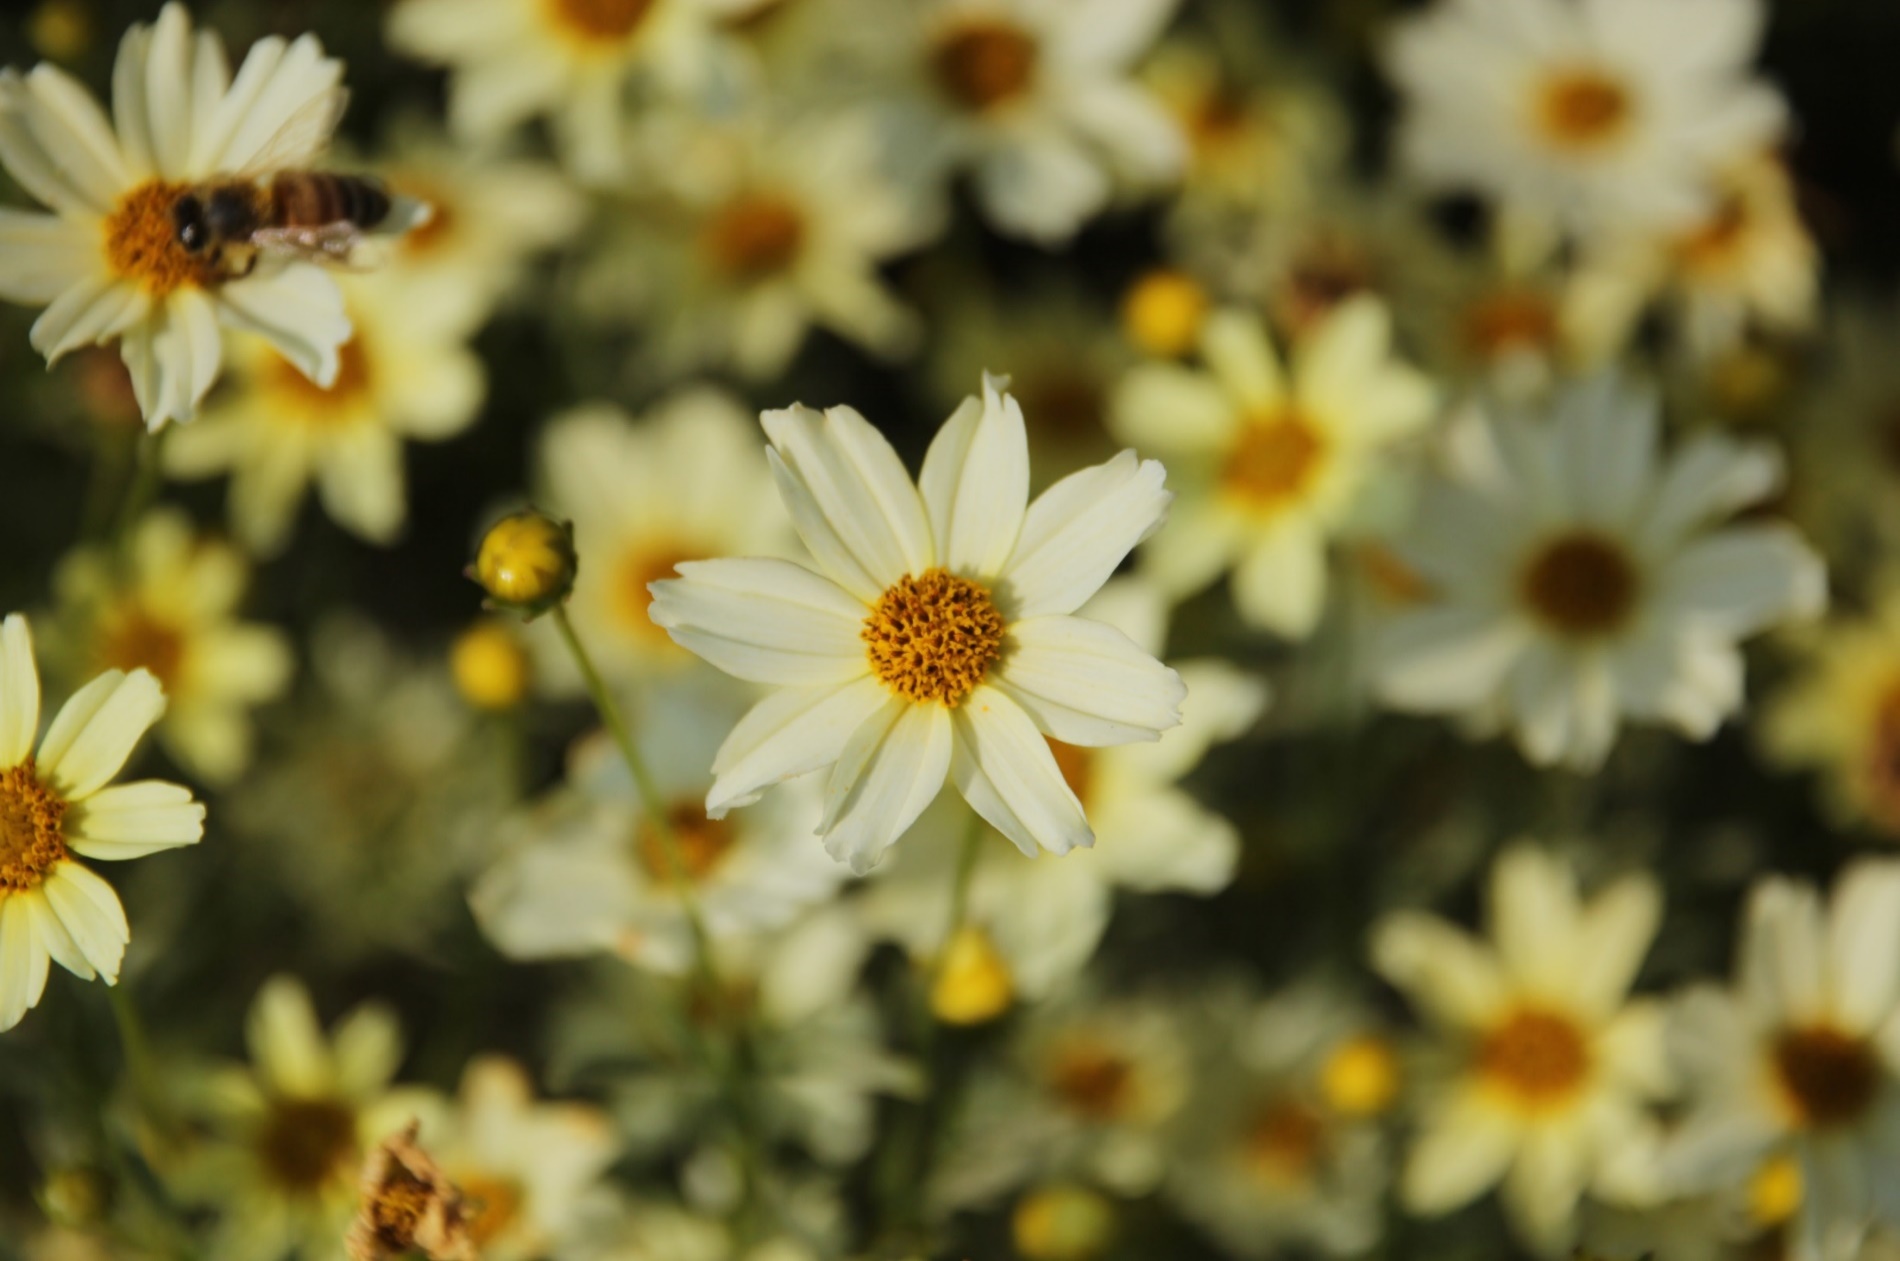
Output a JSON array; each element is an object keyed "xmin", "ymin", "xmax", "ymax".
[
  {"xmin": 1243, "ymin": 1096, "xmax": 1325, "ymax": 1187},
  {"xmin": 931, "ymin": 924, "xmax": 1015, "ymax": 1025},
  {"xmin": 1675, "ymin": 193, "xmax": 1752, "ymax": 276},
  {"xmin": 1222, "ymin": 411, "xmax": 1326, "ymax": 513},
  {"xmin": 544, "ymin": 0, "xmax": 656, "ymax": 42},
  {"xmin": 257, "ymin": 1096, "xmax": 359, "ymax": 1194},
  {"xmin": 612, "ymin": 544, "xmax": 693, "ymax": 643},
  {"xmin": 1046, "ymin": 738, "xmax": 1092, "ymax": 807},
  {"xmin": 265, "ymin": 333, "xmax": 374, "ymax": 417},
  {"xmin": 1518, "ymin": 531, "xmax": 1640, "ymax": 637},
  {"xmin": 94, "ymin": 604, "xmax": 186, "ymax": 694},
  {"xmin": 1747, "ymin": 1153, "xmax": 1803, "ymax": 1228},
  {"xmin": 932, "ymin": 19, "xmax": 1038, "ymax": 113},
  {"xmin": 1535, "ymin": 67, "xmax": 1633, "ymax": 152},
  {"xmin": 1461, "ymin": 289, "xmax": 1559, "ymax": 362},
  {"xmin": 635, "ymin": 802, "xmax": 736, "ymax": 886},
  {"xmin": 702, "ymin": 193, "xmax": 807, "ymax": 280},
  {"xmin": 1045, "ymin": 1040, "xmax": 1136, "ymax": 1122},
  {"xmin": 457, "ymin": 1172, "xmax": 526, "ymax": 1248},
  {"xmin": 104, "ymin": 180, "xmax": 221, "ymax": 297},
  {"xmin": 862, "ymin": 569, "xmax": 1006, "ymax": 707},
  {"xmin": 1773, "ymin": 1024, "xmax": 1883, "ymax": 1129},
  {"xmin": 1476, "ymin": 1007, "xmax": 1590, "ymax": 1111},
  {"xmin": 0, "ymin": 760, "xmax": 68, "ymax": 894},
  {"xmin": 1320, "ymin": 1034, "xmax": 1400, "ymax": 1117}
]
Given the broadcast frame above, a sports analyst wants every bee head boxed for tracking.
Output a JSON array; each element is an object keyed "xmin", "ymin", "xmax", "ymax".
[{"xmin": 171, "ymin": 194, "xmax": 208, "ymax": 253}]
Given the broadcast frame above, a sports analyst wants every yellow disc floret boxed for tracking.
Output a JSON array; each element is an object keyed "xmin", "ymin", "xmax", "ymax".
[
  {"xmin": 862, "ymin": 568, "xmax": 1006, "ymax": 706},
  {"xmin": 0, "ymin": 760, "xmax": 68, "ymax": 893},
  {"xmin": 104, "ymin": 181, "xmax": 221, "ymax": 298},
  {"xmin": 471, "ymin": 510, "xmax": 578, "ymax": 617}
]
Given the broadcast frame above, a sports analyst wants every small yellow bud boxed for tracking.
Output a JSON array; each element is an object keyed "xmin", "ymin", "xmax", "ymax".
[
  {"xmin": 1011, "ymin": 1184, "xmax": 1115, "ymax": 1261},
  {"xmin": 930, "ymin": 926, "xmax": 1014, "ymax": 1026},
  {"xmin": 1121, "ymin": 269, "xmax": 1208, "ymax": 359},
  {"xmin": 1320, "ymin": 1034, "xmax": 1400, "ymax": 1117},
  {"xmin": 470, "ymin": 510, "xmax": 577, "ymax": 618},
  {"xmin": 1747, "ymin": 1153, "xmax": 1802, "ymax": 1228},
  {"xmin": 39, "ymin": 1168, "xmax": 105, "ymax": 1228},
  {"xmin": 450, "ymin": 621, "xmax": 531, "ymax": 710},
  {"xmin": 29, "ymin": 1, "xmax": 92, "ymax": 61}
]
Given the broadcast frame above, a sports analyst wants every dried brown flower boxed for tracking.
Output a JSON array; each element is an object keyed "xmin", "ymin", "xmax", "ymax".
[{"xmin": 345, "ymin": 1121, "xmax": 477, "ymax": 1261}]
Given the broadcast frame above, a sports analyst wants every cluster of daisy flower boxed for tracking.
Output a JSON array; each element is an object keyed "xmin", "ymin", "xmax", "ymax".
[{"xmin": 2, "ymin": 0, "xmax": 1900, "ymax": 1258}]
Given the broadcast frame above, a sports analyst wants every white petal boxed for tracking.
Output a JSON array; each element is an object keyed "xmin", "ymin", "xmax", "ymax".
[
  {"xmin": 818, "ymin": 701, "xmax": 952, "ymax": 874},
  {"xmin": 1828, "ymin": 861, "xmax": 1900, "ymax": 1035},
  {"xmin": 246, "ymin": 975, "xmax": 329, "ymax": 1096},
  {"xmin": 1635, "ymin": 432, "xmax": 1780, "ymax": 554},
  {"xmin": 0, "ymin": 894, "xmax": 50, "ymax": 1031},
  {"xmin": 65, "ymin": 780, "xmax": 205, "ymax": 861},
  {"xmin": 1092, "ymin": 789, "xmax": 1239, "ymax": 894},
  {"xmin": 649, "ymin": 559, "xmax": 869, "ymax": 687},
  {"xmin": 30, "ymin": 275, "xmax": 149, "ymax": 365},
  {"xmin": 0, "ymin": 211, "xmax": 98, "ymax": 304},
  {"xmin": 1000, "ymin": 450, "xmax": 1171, "ymax": 619},
  {"xmin": 314, "ymin": 425, "xmax": 405, "ymax": 543},
  {"xmin": 0, "ymin": 70, "xmax": 98, "ymax": 213},
  {"xmin": 1232, "ymin": 518, "xmax": 1328, "ymax": 639},
  {"xmin": 1401, "ymin": 1087, "xmax": 1518, "ymax": 1215},
  {"xmin": 949, "ymin": 686, "xmax": 1092, "ymax": 858},
  {"xmin": 1375, "ymin": 605, "xmax": 1530, "ymax": 712},
  {"xmin": 214, "ymin": 266, "xmax": 349, "ymax": 388},
  {"xmin": 0, "ymin": 614, "xmax": 38, "ymax": 768},
  {"xmin": 1371, "ymin": 911, "xmax": 1506, "ymax": 1030},
  {"xmin": 1654, "ymin": 525, "xmax": 1825, "ymax": 636},
  {"xmin": 21, "ymin": 65, "xmax": 128, "ymax": 209},
  {"xmin": 763, "ymin": 404, "xmax": 934, "ymax": 600},
  {"xmin": 141, "ymin": 2, "xmax": 193, "ymax": 179},
  {"xmin": 1109, "ymin": 364, "xmax": 1238, "ymax": 455},
  {"xmin": 994, "ymin": 615, "xmax": 1184, "ymax": 745},
  {"xmin": 39, "ymin": 862, "xmax": 128, "ymax": 984},
  {"xmin": 111, "ymin": 18, "xmax": 155, "ymax": 175},
  {"xmin": 707, "ymin": 676, "xmax": 890, "ymax": 817},
  {"xmin": 917, "ymin": 375, "xmax": 1027, "ymax": 579},
  {"xmin": 331, "ymin": 1004, "xmax": 403, "ymax": 1097},
  {"xmin": 1501, "ymin": 1124, "xmax": 1587, "ymax": 1251},
  {"xmin": 1489, "ymin": 846, "xmax": 1581, "ymax": 999},
  {"xmin": 204, "ymin": 37, "xmax": 342, "ymax": 175},
  {"xmin": 26, "ymin": 890, "xmax": 91, "ymax": 982},
  {"xmin": 1570, "ymin": 875, "xmax": 1662, "ymax": 1020},
  {"xmin": 973, "ymin": 127, "xmax": 1109, "ymax": 246},
  {"xmin": 36, "ymin": 669, "xmax": 166, "ymax": 801},
  {"xmin": 1200, "ymin": 309, "xmax": 1284, "ymax": 410}
]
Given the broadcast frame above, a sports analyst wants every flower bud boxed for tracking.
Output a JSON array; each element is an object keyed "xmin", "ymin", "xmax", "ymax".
[
  {"xmin": 930, "ymin": 925, "xmax": 1014, "ymax": 1026},
  {"xmin": 450, "ymin": 621, "xmax": 531, "ymax": 710},
  {"xmin": 1012, "ymin": 1183, "xmax": 1115, "ymax": 1261},
  {"xmin": 469, "ymin": 510, "xmax": 576, "ymax": 618},
  {"xmin": 1121, "ymin": 268, "xmax": 1207, "ymax": 359}
]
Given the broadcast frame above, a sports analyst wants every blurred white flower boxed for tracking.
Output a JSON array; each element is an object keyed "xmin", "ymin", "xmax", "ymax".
[
  {"xmin": 0, "ymin": 613, "xmax": 203, "ymax": 1031},
  {"xmin": 0, "ymin": 2, "xmax": 354, "ymax": 427},
  {"xmin": 1112, "ymin": 297, "xmax": 1437, "ymax": 638},
  {"xmin": 1374, "ymin": 375, "xmax": 1825, "ymax": 771},
  {"xmin": 163, "ymin": 269, "xmax": 486, "ymax": 555},
  {"xmin": 1385, "ymin": 0, "xmax": 1786, "ymax": 238},
  {"xmin": 471, "ymin": 674, "xmax": 845, "ymax": 973},
  {"xmin": 650, "ymin": 373, "xmax": 1184, "ymax": 872},
  {"xmin": 1665, "ymin": 862, "xmax": 1900, "ymax": 1261},
  {"xmin": 1372, "ymin": 845, "xmax": 1671, "ymax": 1254},
  {"xmin": 49, "ymin": 508, "xmax": 292, "ymax": 785}
]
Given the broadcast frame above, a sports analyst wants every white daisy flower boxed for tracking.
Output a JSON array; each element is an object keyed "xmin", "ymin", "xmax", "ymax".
[
  {"xmin": 1373, "ymin": 375, "xmax": 1825, "ymax": 771},
  {"xmin": 1372, "ymin": 845, "xmax": 1671, "ymax": 1254},
  {"xmin": 0, "ymin": 612, "xmax": 204, "ymax": 1032},
  {"xmin": 470, "ymin": 675, "xmax": 845, "ymax": 974},
  {"xmin": 847, "ymin": 0, "xmax": 1185, "ymax": 245},
  {"xmin": 1664, "ymin": 861, "xmax": 1900, "ymax": 1261},
  {"xmin": 1385, "ymin": 0, "xmax": 1786, "ymax": 238},
  {"xmin": 648, "ymin": 372, "xmax": 1184, "ymax": 873},
  {"xmin": 0, "ymin": 3, "xmax": 358, "ymax": 429},
  {"xmin": 1110, "ymin": 296, "xmax": 1438, "ymax": 638}
]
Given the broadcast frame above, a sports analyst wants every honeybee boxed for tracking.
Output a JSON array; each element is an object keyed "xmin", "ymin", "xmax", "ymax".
[{"xmin": 169, "ymin": 89, "xmax": 425, "ymax": 279}]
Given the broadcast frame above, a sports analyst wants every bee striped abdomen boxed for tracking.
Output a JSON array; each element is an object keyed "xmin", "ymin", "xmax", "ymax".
[{"xmin": 268, "ymin": 174, "xmax": 392, "ymax": 230}]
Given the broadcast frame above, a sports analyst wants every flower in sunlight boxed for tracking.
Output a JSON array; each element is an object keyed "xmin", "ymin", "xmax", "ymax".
[
  {"xmin": 1371, "ymin": 845, "xmax": 1670, "ymax": 1253},
  {"xmin": 1662, "ymin": 861, "xmax": 1900, "ymax": 1261},
  {"xmin": 1111, "ymin": 296, "xmax": 1437, "ymax": 638},
  {"xmin": 649, "ymin": 373, "xmax": 1184, "ymax": 872},
  {"xmin": 1374, "ymin": 375, "xmax": 1824, "ymax": 771},
  {"xmin": 174, "ymin": 975, "xmax": 440, "ymax": 1260},
  {"xmin": 48, "ymin": 508, "xmax": 293, "ymax": 785},
  {"xmin": 1385, "ymin": 0, "xmax": 1785, "ymax": 238},
  {"xmin": 163, "ymin": 269, "xmax": 486, "ymax": 555},
  {"xmin": 0, "ymin": 612, "xmax": 204, "ymax": 1031},
  {"xmin": 0, "ymin": 3, "xmax": 362, "ymax": 428}
]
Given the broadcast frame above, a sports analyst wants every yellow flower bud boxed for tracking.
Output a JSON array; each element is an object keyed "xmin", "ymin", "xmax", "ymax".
[
  {"xmin": 29, "ymin": 1, "xmax": 93, "ymax": 61},
  {"xmin": 930, "ymin": 925, "xmax": 1014, "ymax": 1026},
  {"xmin": 450, "ymin": 621, "xmax": 531, "ymax": 710},
  {"xmin": 1011, "ymin": 1184, "xmax": 1115, "ymax": 1261},
  {"xmin": 1320, "ymin": 1033, "xmax": 1400, "ymax": 1117},
  {"xmin": 471, "ymin": 510, "xmax": 577, "ymax": 617},
  {"xmin": 1747, "ymin": 1153, "xmax": 1802, "ymax": 1228},
  {"xmin": 1121, "ymin": 269, "xmax": 1208, "ymax": 359}
]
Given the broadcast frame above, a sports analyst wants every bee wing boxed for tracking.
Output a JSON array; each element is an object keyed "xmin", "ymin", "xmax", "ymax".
[
  {"xmin": 251, "ymin": 222, "xmax": 388, "ymax": 272},
  {"xmin": 232, "ymin": 88, "xmax": 350, "ymax": 180}
]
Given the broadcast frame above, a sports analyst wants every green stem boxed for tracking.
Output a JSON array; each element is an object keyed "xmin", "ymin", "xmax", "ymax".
[
  {"xmin": 924, "ymin": 810, "xmax": 986, "ymax": 1011},
  {"xmin": 110, "ymin": 426, "xmax": 167, "ymax": 559},
  {"xmin": 105, "ymin": 983, "xmax": 160, "ymax": 1122}
]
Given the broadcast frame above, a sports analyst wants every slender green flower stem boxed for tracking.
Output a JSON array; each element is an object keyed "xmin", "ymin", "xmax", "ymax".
[
  {"xmin": 110, "ymin": 425, "xmax": 168, "ymax": 558},
  {"xmin": 924, "ymin": 811, "xmax": 986, "ymax": 1011},
  {"xmin": 105, "ymin": 983, "xmax": 162, "ymax": 1124}
]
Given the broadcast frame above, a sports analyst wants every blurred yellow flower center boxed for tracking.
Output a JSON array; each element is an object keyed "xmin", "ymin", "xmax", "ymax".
[
  {"xmin": 1518, "ymin": 532, "xmax": 1639, "ymax": 637},
  {"xmin": 451, "ymin": 623, "xmax": 531, "ymax": 710},
  {"xmin": 1046, "ymin": 1041, "xmax": 1136, "ymax": 1122},
  {"xmin": 1461, "ymin": 289, "xmax": 1559, "ymax": 362},
  {"xmin": 1122, "ymin": 270, "xmax": 1208, "ymax": 359},
  {"xmin": 104, "ymin": 180, "xmax": 220, "ymax": 297},
  {"xmin": 1243, "ymin": 1096, "xmax": 1325, "ymax": 1186},
  {"xmin": 1046, "ymin": 738, "xmax": 1093, "ymax": 806},
  {"xmin": 0, "ymin": 761, "xmax": 67, "ymax": 893},
  {"xmin": 1536, "ymin": 67, "xmax": 1633, "ymax": 151},
  {"xmin": 1676, "ymin": 194, "xmax": 1751, "ymax": 275},
  {"xmin": 1747, "ymin": 1153, "xmax": 1803, "ymax": 1227},
  {"xmin": 931, "ymin": 925, "xmax": 1015, "ymax": 1025},
  {"xmin": 1774, "ymin": 1024, "xmax": 1882, "ymax": 1128},
  {"xmin": 95, "ymin": 605, "xmax": 186, "ymax": 693},
  {"xmin": 703, "ymin": 194, "xmax": 807, "ymax": 280},
  {"xmin": 258, "ymin": 1096, "xmax": 358, "ymax": 1193},
  {"xmin": 1476, "ymin": 1007, "xmax": 1589, "ymax": 1110},
  {"xmin": 1223, "ymin": 412, "xmax": 1326, "ymax": 513},
  {"xmin": 863, "ymin": 569, "xmax": 1005, "ymax": 707},
  {"xmin": 1321, "ymin": 1034, "xmax": 1400, "ymax": 1116},
  {"xmin": 933, "ymin": 20, "xmax": 1038, "ymax": 112},
  {"xmin": 614, "ymin": 545, "xmax": 693, "ymax": 641},
  {"xmin": 1011, "ymin": 1183, "xmax": 1115, "ymax": 1261},
  {"xmin": 458, "ymin": 1172, "xmax": 526, "ymax": 1247},
  {"xmin": 267, "ymin": 334, "xmax": 373, "ymax": 413},
  {"xmin": 1185, "ymin": 87, "xmax": 1250, "ymax": 158},
  {"xmin": 546, "ymin": 0, "xmax": 655, "ymax": 41},
  {"xmin": 636, "ymin": 803, "xmax": 736, "ymax": 885}
]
